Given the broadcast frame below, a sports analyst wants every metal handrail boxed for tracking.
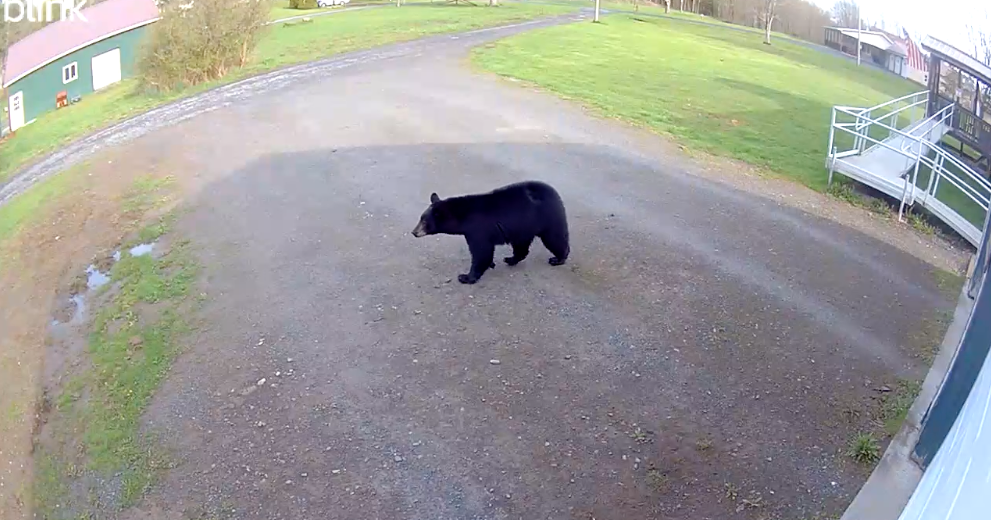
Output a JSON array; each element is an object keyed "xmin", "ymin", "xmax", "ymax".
[
  {"xmin": 828, "ymin": 119, "xmax": 925, "ymax": 216},
  {"xmin": 829, "ymin": 95, "xmax": 931, "ymax": 155},
  {"xmin": 860, "ymin": 90, "xmax": 929, "ymax": 114},
  {"xmin": 826, "ymin": 92, "xmax": 991, "ymax": 232},
  {"xmin": 900, "ymin": 107, "xmax": 991, "ymax": 209},
  {"xmin": 901, "ymin": 104, "xmax": 957, "ymax": 208},
  {"xmin": 831, "ymin": 111, "xmax": 939, "ymax": 164},
  {"xmin": 838, "ymin": 91, "xmax": 929, "ymax": 155},
  {"xmin": 837, "ymin": 102, "xmax": 989, "ymax": 200},
  {"xmin": 834, "ymin": 103, "xmax": 936, "ymax": 143},
  {"xmin": 832, "ymin": 90, "xmax": 929, "ymax": 122},
  {"xmin": 919, "ymin": 154, "xmax": 991, "ymax": 207}
]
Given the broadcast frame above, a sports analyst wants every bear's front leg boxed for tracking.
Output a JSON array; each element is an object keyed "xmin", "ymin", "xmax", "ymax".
[{"xmin": 459, "ymin": 238, "xmax": 495, "ymax": 284}]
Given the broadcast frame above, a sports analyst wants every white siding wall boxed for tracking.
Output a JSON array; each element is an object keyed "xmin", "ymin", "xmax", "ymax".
[{"xmin": 897, "ymin": 327, "xmax": 991, "ymax": 520}]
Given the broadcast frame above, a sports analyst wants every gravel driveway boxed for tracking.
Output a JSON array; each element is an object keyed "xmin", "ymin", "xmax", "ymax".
[{"xmin": 48, "ymin": 13, "xmax": 958, "ymax": 520}]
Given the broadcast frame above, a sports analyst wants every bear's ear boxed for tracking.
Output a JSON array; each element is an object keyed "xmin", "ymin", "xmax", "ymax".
[{"xmin": 430, "ymin": 193, "xmax": 440, "ymax": 204}]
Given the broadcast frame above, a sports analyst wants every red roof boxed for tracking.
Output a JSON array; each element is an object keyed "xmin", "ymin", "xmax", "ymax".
[{"xmin": 2, "ymin": 0, "xmax": 160, "ymax": 88}]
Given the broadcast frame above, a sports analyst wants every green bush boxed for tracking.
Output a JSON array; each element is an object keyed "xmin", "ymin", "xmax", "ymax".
[
  {"xmin": 289, "ymin": 0, "xmax": 319, "ymax": 9},
  {"xmin": 138, "ymin": 0, "xmax": 274, "ymax": 93}
]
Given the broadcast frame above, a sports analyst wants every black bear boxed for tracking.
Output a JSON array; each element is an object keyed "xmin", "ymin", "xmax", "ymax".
[{"xmin": 411, "ymin": 180, "xmax": 570, "ymax": 284}]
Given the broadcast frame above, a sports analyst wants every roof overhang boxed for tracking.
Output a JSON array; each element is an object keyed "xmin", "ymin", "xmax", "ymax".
[
  {"xmin": 2, "ymin": 17, "xmax": 160, "ymax": 89},
  {"xmin": 922, "ymin": 35, "xmax": 991, "ymax": 87},
  {"xmin": 824, "ymin": 27, "xmax": 900, "ymax": 54}
]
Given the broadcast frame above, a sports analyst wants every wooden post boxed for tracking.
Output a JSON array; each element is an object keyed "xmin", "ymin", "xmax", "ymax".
[{"xmin": 927, "ymin": 56, "xmax": 941, "ymax": 118}]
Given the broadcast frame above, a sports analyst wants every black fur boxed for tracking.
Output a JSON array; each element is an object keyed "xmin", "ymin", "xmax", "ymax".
[{"xmin": 411, "ymin": 180, "xmax": 570, "ymax": 284}]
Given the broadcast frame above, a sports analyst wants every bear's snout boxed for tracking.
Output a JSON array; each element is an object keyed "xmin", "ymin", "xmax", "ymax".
[{"xmin": 411, "ymin": 221, "xmax": 427, "ymax": 238}]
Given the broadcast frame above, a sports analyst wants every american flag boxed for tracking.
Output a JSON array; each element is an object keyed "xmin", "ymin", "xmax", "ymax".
[{"xmin": 902, "ymin": 28, "xmax": 928, "ymax": 73}]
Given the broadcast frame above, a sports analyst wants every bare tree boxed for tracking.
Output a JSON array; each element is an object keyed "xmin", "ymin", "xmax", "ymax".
[
  {"xmin": 831, "ymin": 0, "xmax": 859, "ymax": 28},
  {"xmin": 0, "ymin": 18, "xmax": 9, "ymax": 82},
  {"xmin": 1, "ymin": 17, "xmax": 8, "ymax": 131},
  {"xmin": 723, "ymin": 0, "xmax": 739, "ymax": 23},
  {"xmin": 761, "ymin": 0, "xmax": 778, "ymax": 44},
  {"xmin": 967, "ymin": 8, "xmax": 990, "ymax": 65},
  {"xmin": 665, "ymin": 0, "xmax": 671, "ymax": 13}
]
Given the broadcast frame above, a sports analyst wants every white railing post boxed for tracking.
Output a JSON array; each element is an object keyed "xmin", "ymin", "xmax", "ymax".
[
  {"xmin": 913, "ymin": 92, "xmax": 922, "ymax": 125},
  {"xmin": 899, "ymin": 173, "xmax": 911, "ymax": 222},
  {"xmin": 826, "ymin": 108, "xmax": 838, "ymax": 185},
  {"xmin": 859, "ymin": 111, "xmax": 871, "ymax": 154},
  {"xmin": 924, "ymin": 152, "xmax": 943, "ymax": 206},
  {"xmin": 912, "ymin": 139, "xmax": 922, "ymax": 192},
  {"xmin": 852, "ymin": 113, "xmax": 860, "ymax": 153}
]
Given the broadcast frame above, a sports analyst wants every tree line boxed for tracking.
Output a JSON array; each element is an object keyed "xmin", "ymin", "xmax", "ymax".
[{"xmin": 651, "ymin": 0, "xmax": 868, "ymax": 46}]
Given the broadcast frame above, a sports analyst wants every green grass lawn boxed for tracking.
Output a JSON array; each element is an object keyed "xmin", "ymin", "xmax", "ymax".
[
  {"xmin": 539, "ymin": 0, "xmax": 812, "ymax": 43},
  {"xmin": 268, "ymin": 0, "xmax": 394, "ymax": 21},
  {"xmin": 270, "ymin": 5, "xmax": 337, "ymax": 20},
  {"xmin": 250, "ymin": 3, "xmax": 573, "ymax": 73},
  {"xmin": 0, "ymin": 163, "xmax": 83, "ymax": 249},
  {"xmin": 472, "ymin": 13, "xmax": 921, "ymax": 192},
  {"xmin": 0, "ymin": 2, "xmax": 577, "ymax": 185},
  {"xmin": 0, "ymin": 86, "xmax": 178, "ymax": 184}
]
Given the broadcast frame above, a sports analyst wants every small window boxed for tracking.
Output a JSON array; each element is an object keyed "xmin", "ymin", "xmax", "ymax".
[{"xmin": 62, "ymin": 62, "xmax": 78, "ymax": 84}]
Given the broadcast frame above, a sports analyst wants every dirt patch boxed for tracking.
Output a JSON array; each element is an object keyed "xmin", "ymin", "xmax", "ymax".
[
  {"xmin": 0, "ymin": 150, "xmax": 194, "ymax": 520},
  {"xmin": 31, "ymin": 229, "xmax": 200, "ymax": 519}
]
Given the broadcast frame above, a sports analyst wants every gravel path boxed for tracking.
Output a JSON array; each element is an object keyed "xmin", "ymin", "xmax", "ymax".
[{"xmin": 23, "ymin": 11, "xmax": 957, "ymax": 520}]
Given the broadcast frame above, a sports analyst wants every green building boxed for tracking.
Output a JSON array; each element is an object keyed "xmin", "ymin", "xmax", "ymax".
[{"xmin": 2, "ymin": 0, "xmax": 160, "ymax": 132}]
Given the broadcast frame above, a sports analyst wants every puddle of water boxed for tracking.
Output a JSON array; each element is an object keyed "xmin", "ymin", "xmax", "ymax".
[
  {"xmin": 129, "ymin": 243, "xmax": 155, "ymax": 257},
  {"xmin": 51, "ymin": 240, "xmax": 158, "ymax": 326},
  {"xmin": 69, "ymin": 295, "xmax": 86, "ymax": 324},
  {"xmin": 111, "ymin": 242, "xmax": 155, "ymax": 262},
  {"xmin": 51, "ymin": 295, "xmax": 87, "ymax": 328},
  {"xmin": 85, "ymin": 265, "xmax": 110, "ymax": 290}
]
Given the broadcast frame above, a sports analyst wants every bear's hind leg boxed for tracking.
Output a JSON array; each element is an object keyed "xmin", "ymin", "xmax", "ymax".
[{"xmin": 504, "ymin": 237, "xmax": 534, "ymax": 266}]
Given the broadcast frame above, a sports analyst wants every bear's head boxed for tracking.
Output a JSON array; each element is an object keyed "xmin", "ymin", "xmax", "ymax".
[{"xmin": 411, "ymin": 193, "xmax": 457, "ymax": 238}]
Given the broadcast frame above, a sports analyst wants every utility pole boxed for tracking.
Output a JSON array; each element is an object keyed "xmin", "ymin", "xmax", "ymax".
[
  {"xmin": 594, "ymin": 0, "xmax": 600, "ymax": 22},
  {"xmin": 856, "ymin": 3, "xmax": 862, "ymax": 66}
]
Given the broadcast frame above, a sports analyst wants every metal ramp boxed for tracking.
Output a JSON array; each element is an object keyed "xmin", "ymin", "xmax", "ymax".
[{"xmin": 826, "ymin": 91, "xmax": 991, "ymax": 247}]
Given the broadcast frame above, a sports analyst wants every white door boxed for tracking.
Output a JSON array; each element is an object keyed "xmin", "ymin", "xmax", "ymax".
[
  {"xmin": 91, "ymin": 48, "xmax": 122, "ymax": 91},
  {"xmin": 8, "ymin": 91, "xmax": 25, "ymax": 131}
]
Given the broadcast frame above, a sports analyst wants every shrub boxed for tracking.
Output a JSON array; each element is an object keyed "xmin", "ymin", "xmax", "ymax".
[
  {"xmin": 288, "ymin": 0, "xmax": 319, "ymax": 9},
  {"xmin": 138, "ymin": 0, "xmax": 274, "ymax": 93},
  {"xmin": 847, "ymin": 432, "xmax": 881, "ymax": 465}
]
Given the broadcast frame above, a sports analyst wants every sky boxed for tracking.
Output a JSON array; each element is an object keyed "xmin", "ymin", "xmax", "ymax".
[{"xmin": 811, "ymin": 0, "xmax": 988, "ymax": 53}]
